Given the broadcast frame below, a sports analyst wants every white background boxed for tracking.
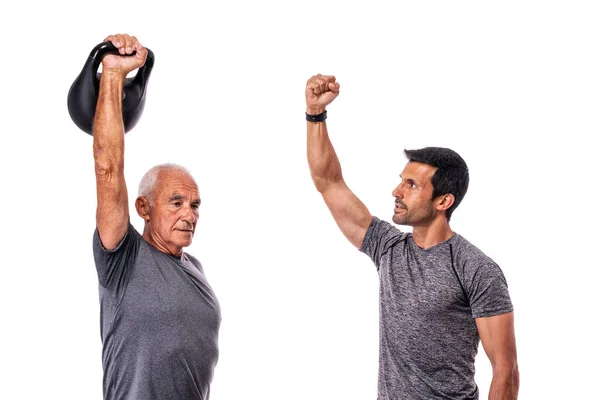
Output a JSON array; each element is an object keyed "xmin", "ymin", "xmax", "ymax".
[{"xmin": 1, "ymin": 1, "xmax": 599, "ymax": 399}]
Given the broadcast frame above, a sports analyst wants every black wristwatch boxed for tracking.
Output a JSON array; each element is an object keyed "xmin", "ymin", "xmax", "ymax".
[{"xmin": 306, "ymin": 110, "xmax": 327, "ymax": 122}]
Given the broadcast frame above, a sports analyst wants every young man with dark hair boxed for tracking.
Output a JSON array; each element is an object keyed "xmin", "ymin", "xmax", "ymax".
[{"xmin": 305, "ymin": 74, "xmax": 519, "ymax": 400}]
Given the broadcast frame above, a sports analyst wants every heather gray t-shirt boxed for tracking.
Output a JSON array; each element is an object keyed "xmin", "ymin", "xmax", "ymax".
[
  {"xmin": 93, "ymin": 223, "xmax": 221, "ymax": 400},
  {"xmin": 360, "ymin": 217, "xmax": 513, "ymax": 400}
]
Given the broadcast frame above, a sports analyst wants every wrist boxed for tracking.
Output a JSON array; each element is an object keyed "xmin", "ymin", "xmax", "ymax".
[
  {"xmin": 306, "ymin": 106, "xmax": 325, "ymax": 115},
  {"xmin": 100, "ymin": 69, "xmax": 128, "ymax": 82},
  {"xmin": 306, "ymin": 110, "xmax": 327, "ymax": 122}
]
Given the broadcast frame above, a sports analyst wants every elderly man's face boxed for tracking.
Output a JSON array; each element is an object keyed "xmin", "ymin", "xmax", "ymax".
[{"xmin": 144, "ymin": 169, "xmax": 200, "ymax": 256}]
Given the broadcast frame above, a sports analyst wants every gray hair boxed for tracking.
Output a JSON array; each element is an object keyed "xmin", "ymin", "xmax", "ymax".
[{"xmin": 138, "ymin": 163, "xmax": 195, "ymax": 204}]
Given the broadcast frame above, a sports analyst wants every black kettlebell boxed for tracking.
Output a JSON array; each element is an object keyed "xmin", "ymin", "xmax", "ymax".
[{"xmin": 67, "ymin": 41, "xmax": 155, "ymax": 135}]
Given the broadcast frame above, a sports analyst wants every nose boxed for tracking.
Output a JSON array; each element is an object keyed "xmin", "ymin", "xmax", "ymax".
[
  {"xmin": 182, "ymin": 204, "xmax": 197, "ymax": 225},
  {"xmin": 392, "ymin": 183, "xmax": 404, "ymax": 198}
]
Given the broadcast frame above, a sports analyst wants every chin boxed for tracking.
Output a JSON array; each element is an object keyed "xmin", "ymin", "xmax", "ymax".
[
  {"xmin": 173, "ymin": 236, "xmax": 194, "ymax": 248},
  {"xmin": 392, "ymin": 214, "xmax": 405, "ymax": 225},
  {"xmin": 179, "ymin": 239, "xmax": 193, "ymax": 248}
]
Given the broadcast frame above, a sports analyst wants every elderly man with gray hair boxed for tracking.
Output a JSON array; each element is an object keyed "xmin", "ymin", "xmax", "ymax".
[{"xmin": 91, "ymin": 33, "xmax": 220, "ymax": 400}]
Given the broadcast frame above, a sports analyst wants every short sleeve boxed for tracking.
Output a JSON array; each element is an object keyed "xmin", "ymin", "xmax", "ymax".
[
  {"xmin": 93, "ymin": 222, "xmax": 140, "ymax": 288},
  {"xmin": 359, "ymin": 216, "xmax": 406, "ymax": 270},
  {"xmin": 466, "ymin": 262, "xmax": 514, "ymax": 319}
]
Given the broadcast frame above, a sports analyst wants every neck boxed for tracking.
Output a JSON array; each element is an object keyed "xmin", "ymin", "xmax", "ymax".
[
  {"xmin": 411, "ymin": 217, "xmax": 454, "ymax": 250},
  {"xmin": 143, "ymin": 227, "xmax": 183, "ymax": 257}
]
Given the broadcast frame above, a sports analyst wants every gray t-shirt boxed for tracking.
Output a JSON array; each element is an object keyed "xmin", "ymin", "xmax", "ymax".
[
  {"xmin": 93, "ymin": 223, "xmax": 221, "ymax": 400},
  {"xmin": 360, "ymin": 217, "xmax": 513, "ymax": 400}
]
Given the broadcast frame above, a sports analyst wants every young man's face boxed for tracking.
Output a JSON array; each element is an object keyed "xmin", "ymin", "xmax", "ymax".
[{"xmin": 391, "ymin": 161, "xmax": 439, "ymax": 227}]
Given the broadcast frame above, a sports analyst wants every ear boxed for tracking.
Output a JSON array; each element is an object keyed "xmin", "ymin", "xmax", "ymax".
[
  {"xmin": 135, "ymin": 196, "xmax": 151, "ymax": 221},
  {"xmin": 435, "ymin": 193, "xmax": 455, "ymax": 212}
]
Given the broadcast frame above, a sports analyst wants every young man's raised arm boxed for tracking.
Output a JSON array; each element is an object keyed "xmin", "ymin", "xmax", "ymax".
[{"xmin": 306, "ymin": 74, "xmax": 372, "ymax": 249}]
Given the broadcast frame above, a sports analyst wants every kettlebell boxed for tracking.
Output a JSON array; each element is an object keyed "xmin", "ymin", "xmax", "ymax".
[{"xmin": 67, "ymin": 41, "xmax": 155, "ymax": 135}]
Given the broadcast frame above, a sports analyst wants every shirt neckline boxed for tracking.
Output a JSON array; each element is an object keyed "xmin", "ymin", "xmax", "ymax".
[{"xmin": 408, "ymin": 232, "xmax": 459, "ymax": 252}]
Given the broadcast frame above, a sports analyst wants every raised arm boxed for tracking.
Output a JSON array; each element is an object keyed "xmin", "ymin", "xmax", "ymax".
[
  {"xmin": 306, "ymin": 74, "xmax": 372, "ymax": 249},
  {"xmin": 475, "ymin": 312, "xmax": 520, "ymax": 400},
  {"xmin": 94, "ymin": 34, "xmax": 147, "ymax": 250}
]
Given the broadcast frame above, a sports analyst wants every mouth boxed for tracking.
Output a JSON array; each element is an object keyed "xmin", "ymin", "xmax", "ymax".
[{"xmin": 394, "ymin": 203, "xmax": 407, "ymax": 212}]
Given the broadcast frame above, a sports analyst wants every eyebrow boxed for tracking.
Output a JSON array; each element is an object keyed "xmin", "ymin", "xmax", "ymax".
[
  {"xmin": 399, "ymin": 175, "xmax": 419, "ymax": 185},
  {"xmin": 168, "ymin": 194, "xmax": 186, "ymax": 202},
  {"xmin": 168, "ymin": 194, "xmax": 201, "ymax": 205}
]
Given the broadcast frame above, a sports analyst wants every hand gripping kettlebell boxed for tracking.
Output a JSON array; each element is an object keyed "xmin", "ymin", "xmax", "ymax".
[{"xmin": 67, "ymin": 42, "xmax": 155, "ymax": 135}]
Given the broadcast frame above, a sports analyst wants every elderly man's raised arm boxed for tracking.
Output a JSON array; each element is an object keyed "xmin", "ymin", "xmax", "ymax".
[{"xmin": 94, "ymin": 34, "xmax": 147, "ymax": 250}]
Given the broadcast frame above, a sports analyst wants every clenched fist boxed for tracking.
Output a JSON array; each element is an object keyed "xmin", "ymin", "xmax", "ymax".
[
  {"xmin": 306, "ymin": 74, "xmax": 340, "ymax": 115},
  {"xmin": 101, "ymin": 33, "xmax": 148, "ymax": 77}
]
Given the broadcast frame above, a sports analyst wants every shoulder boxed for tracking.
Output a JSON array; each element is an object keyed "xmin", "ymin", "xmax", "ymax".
[
  {"xmin": 368, "ymin": 216, "xmax": 408, "ymax": 240},
  {"xmin": 450, "ymin": 234, "xmax": 511, "ymax": 288},
  {"xmin": 94, "ymin": 220, "xmax": 143, "ymax": 253},
  {"xmin": 359, "ymin": 216, "xmax": 411, "ymax": 263},
  {"xmin": 183, "ymin": 252, "xmax": 204, "ymax": 272},
  {"xmin": 450, "ymin": 234, "xmax": 498, "ymax": 268}
]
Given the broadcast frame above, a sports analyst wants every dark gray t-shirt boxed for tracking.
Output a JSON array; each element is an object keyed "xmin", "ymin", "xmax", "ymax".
[
  {"xmin": 93, "ymin": 223, "xmax": 221, "ymax": 400},
  {"xmin": 360, "ymin": 217, "xmax": 513, "ymax": 400}
]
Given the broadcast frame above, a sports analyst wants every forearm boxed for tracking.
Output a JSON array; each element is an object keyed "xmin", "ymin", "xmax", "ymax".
[
  {"xmin": 307, "ymin": 120, "xmax": 344, "ymax": 193},
  {"xmin": 93, "ymin": 71, "xmax": 126, "ymax": 175},
  {"xmin": 489, "ymin": 365, "xmax": 519, "ymax": 400}
]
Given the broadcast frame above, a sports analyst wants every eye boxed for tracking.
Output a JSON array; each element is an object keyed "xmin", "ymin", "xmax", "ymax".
[
  {"xmin": 192, "ymin": 204, "xmax": 200, "ymax": 210},
  {"xmin": 400, "ymin": 178, "xmax": 417, "ymax": 189},
  {"xmin": 172, "ymin": 201, "xmax": 182, "ymax": 207}
]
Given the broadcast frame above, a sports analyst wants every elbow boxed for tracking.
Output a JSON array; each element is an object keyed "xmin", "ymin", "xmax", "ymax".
[
  {"xmin": 493, "ymin": 361, "xmax": 520, "ymax": 396},
  {"xmin": 94, "ymin": 163, "xmax": 117, "ymax": 184},
  {"xmin": 507, "ymin": 363, "xmax": 520, "ymax": 399},
  {"xmin": 311, "ymin": 172, "xmax": 344, "ymax": 194},
  {"xmin": 512, "ymin": 363, "xmax": 520, "ymax": 391},
  {"xmin": 94, "ymin": 156, "xmax": 122, "ymax": 183},
  {"xmin": 312, "ymin": 177, "xmax": 329, "ymax": 193},
  {"xmin": 93, "ymin": 145, "xmax": 123, "ymax": 181}
]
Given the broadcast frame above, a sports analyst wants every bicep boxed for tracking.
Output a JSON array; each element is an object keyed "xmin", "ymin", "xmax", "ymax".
[
  {"xmin": 475, "ymin": 312, "xmax": 518, "ymax": 368},
  {"xmin": 95, "ymin": 167, "xmax": 129, "ymax": 250},
  {"xmin": 321, "ymin": 181, "xmax": 372, "ymax": 249}
]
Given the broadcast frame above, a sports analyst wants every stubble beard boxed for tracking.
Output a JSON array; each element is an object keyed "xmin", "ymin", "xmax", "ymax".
[{"xmin": 392, "ymin": 202, "xmax": 436, "ymax": 227}]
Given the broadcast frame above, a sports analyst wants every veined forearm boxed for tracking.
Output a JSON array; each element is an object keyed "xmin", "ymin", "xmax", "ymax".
[
  {"xmin": 307, "ymin": 121, "xmax": 344, "ymax": 193},
  {"xmin": 93, "ymin": 71, "xmax": 126, "ymax": 173}
]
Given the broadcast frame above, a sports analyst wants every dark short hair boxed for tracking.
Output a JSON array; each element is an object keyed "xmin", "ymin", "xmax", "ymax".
[{"xmin": 404, "ymin": 147, "xmax": 469, "ymax": 221}]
